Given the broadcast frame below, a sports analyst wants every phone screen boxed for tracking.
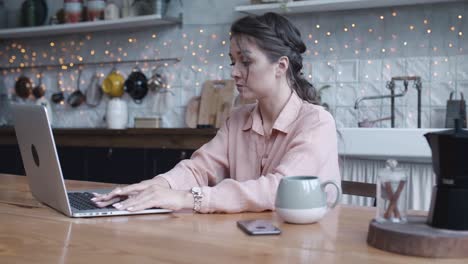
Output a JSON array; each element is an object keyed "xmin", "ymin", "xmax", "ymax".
[{"xmin": 237, "ymin": 220, "xmax": 281, "ymax": 236}]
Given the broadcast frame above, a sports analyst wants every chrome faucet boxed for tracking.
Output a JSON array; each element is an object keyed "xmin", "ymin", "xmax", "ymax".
[{"xmin": 354, "ymin": 76, "xmax": 421, "ymax": 128}]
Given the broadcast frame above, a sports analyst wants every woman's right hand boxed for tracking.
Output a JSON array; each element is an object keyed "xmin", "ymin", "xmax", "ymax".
[{"xmin": 91, "ymin": 177, "xmax": 170, "ymax": 208}]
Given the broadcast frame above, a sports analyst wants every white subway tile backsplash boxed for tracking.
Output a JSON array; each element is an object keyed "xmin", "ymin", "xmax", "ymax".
[
  {"xmin": 355, "ymin": 106, "xmax": 383, "ymax": 127},
  {"xmin": 359, "ymin": 59, "xmax": 382, "ymax": 82},
  {"xmin": 403, "ymin": 106, "xmax": 431, "ymax": 129},
  {"xmin": 1, "ymin": 2, "xmax": 468, "ymax": 129},
  {"xmin": 356, "ymin": 82, "xmax": 389, "ymax": 107},
  {"xmin": 457, "ymin": 81, "xmax": 468, "ymax": 99},
  {"xmin": 430, "ymin": 81, "xmax": 456, "ymax": 107},
  {"xmin": 334, "ymin": 106, "xmax": 358, "ymax": 128},
  {"xmin": 406, "ymin": 57, "xmax": 430, "ymax": 81},
  {"xmin": 312, "ymin": 60, "xmax": 336, "ymax": 83},
  {"xmin": 382, "ymin": 58, "xmax": 406, "ymax": 81},
  {"xmin": 336, "ymin": 60, "xmax": 358, "ymax": 82},
  {"xmin": 431, "ymin": 56, "xmax": 456, "ymax": 81},
  {"xmin": 316, "ymin": 82, "xmax": 336, "ymax": 107},
  {"xmin": 457, "ymin": 55, "xmax": 468, "ymax": 80},
  {"xmin": 336, "ymin": 83, "xmax": 359, "ymax": 106}
]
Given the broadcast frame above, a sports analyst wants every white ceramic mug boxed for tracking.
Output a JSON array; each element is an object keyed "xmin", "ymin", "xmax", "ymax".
[{"xmin": 275, "ymin": 176, "xmax": 342, "ymax": 224}]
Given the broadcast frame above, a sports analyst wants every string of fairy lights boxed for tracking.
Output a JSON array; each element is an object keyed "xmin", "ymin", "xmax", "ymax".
[{"xmin": 0, "ymin": 10, "xmax": 465, "ymax": 96}]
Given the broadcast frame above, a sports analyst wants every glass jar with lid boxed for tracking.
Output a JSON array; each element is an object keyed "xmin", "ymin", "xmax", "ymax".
[{"xmin": 376, "ymin": 159, "xmax": 408, "ymax": 223}]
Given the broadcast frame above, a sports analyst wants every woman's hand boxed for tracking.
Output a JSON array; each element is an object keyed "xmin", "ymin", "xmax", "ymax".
[
  {"xmin": 112, "ymin": 185, "xmax": 193, "ymax": 212},
  {"xmin": 91, "ymin": 177, "xmax": 171, "ymax": 208}
]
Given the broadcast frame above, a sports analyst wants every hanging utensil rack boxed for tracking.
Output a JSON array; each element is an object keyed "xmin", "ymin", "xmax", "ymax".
[{"xmin": 0, "ymin": 57, "xmax": 181, "ymax": 71}]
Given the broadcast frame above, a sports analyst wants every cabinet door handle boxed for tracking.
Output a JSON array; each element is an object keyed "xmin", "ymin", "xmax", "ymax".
[{"xmin": 107, "ymin": 148, "xmax": 113, "ymax": 159}]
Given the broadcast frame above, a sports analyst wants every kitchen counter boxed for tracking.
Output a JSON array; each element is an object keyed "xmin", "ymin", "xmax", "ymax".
[
  {"xmin": 0, "ymin": 127, "xmax": 447, "ymax": 160},
  {"xmin": 0, "ymin": 127, "xmax": 217, "ymax": 150},
  {"xmin": 338, "ymin": 128, "xmax": 446, "ymax": 162}
]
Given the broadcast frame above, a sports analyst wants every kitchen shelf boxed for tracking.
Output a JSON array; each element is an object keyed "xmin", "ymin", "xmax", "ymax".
[
  {"xmin": 235, "ymin": 0, "xmax": 459, "ymax": 15},
  {"xmin": 0, "ymin": 14, "xmax": 181, "ymax": 40}
]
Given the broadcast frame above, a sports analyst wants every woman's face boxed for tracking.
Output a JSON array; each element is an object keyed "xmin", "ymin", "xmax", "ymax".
[{"xmin": 229, "ymin": 35, "xmax": 279, "ymax": 101}]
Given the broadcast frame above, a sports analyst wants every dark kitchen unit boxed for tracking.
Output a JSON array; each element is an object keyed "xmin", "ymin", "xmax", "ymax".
[{"xmin": 0, "ymin": 128, "xmax": 215, "ymax": 184}]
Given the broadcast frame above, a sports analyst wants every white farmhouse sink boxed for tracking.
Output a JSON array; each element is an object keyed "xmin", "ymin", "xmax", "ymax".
[{"xmin": 337, "ymin": 128, "xmax": 447, "ymax": 162}]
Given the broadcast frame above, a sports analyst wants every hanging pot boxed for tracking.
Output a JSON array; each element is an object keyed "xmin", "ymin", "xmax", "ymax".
[
  {"xmin": 147, "ymin": 66, "xmax": 167, "ymax": 92},
  {"xmin": 15, "ymin": 75, "xmax": 33, "ymax": 99},
  {"xmin": 86, "ymin": 72, "xmax": 103, "ymax": 107},
  {"xmin": 32, "ymin": 72, "xmax": 46, "ymax": 99},
  {"xmin": 102, "ymin": 68, "xmax": 125, "ymax": 97},
  {"xmin": 51, "ymin": 72, "xmax": 65, "ymax": 104},
  {"xmin": 124, "ymin": 66, "xmax": 148, "ymax": 104},
  {"xmin": 67, "ymin": 70, "xmax": 86, "ymax": 107}
]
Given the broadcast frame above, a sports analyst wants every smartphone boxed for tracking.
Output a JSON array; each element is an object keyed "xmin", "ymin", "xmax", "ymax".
[{"xmin": 237, "ymin": 219, "xmax": 281, "ymax": 236}]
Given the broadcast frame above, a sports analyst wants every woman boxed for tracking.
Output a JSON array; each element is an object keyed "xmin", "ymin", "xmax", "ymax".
[{"xmin": 93, "ymin": 12, "xmax": 340, "ymax": 213}]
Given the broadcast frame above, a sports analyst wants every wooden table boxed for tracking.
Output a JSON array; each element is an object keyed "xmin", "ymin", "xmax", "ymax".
[{"xmin": 0, "ymin": 174, "xmax": 466, "ymax": 263}]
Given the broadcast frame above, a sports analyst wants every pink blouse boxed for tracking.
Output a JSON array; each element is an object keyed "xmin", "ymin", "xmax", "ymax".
[{"xmin": 159, "ymin": 92, "xmax": 341, "ymax": 213}]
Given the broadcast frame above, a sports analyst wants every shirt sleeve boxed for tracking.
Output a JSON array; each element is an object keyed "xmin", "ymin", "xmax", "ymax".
[
  {"xmin": 158, "ymin": 118, "xmax": 231, "ymax": 191},
  {"xmin": 198, "ymin": 112, "xmax": 340, "ymax": 213}
]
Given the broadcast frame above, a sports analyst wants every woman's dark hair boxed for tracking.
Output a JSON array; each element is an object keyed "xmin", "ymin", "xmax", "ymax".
[{"xmin": 231, "ymin": 12, "xmax": 318, "ymax": 104}]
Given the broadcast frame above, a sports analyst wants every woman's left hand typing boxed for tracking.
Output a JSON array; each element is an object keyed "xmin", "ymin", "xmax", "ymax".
[{"xmin": 111, "ymin": 185, "xmax": 194, "ymax": 212}]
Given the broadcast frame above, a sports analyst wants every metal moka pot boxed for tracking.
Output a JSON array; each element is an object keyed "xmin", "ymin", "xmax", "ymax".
[{"xmin": 425, "ymin": 119, "xmax": 468, "ymax": 230}]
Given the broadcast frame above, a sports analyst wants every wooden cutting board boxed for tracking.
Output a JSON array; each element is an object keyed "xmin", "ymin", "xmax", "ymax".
[
  {"xmin": 197, "ymin": 80, "xmax": 235, "ymax": 128},
  {"xmin": 367, "ymin": 216, "xmax": 468, "ymax": 258},
  {"xmin": 185, "ymin": 96, "xmax": 200, "ymax": 128}
]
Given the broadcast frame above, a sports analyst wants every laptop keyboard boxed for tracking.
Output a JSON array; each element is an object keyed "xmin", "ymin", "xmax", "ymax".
[{"xmin": 68, "ymin": 192, "xmax": 114, "ymax": 210}]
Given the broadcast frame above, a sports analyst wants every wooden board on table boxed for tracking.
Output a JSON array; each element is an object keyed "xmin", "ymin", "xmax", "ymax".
[{"xmin": 367, "ymin": 216, "xmax": 468, "ymax": 258}]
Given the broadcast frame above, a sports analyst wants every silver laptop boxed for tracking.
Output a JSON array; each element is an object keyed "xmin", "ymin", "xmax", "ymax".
[{"xmin": 12, "ymin": 104, "xmax": 172, "ymax": 217}]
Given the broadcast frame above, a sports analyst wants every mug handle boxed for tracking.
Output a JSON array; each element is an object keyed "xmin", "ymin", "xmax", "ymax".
[{"xmin": 320, "ymin": 180, "xmax": 342, "ymax": 209}]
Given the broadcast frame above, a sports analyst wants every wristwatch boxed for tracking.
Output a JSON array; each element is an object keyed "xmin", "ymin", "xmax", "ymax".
[{"xmin": 191, "ymin": 186, "xmax": 203, "ymax": 212}]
